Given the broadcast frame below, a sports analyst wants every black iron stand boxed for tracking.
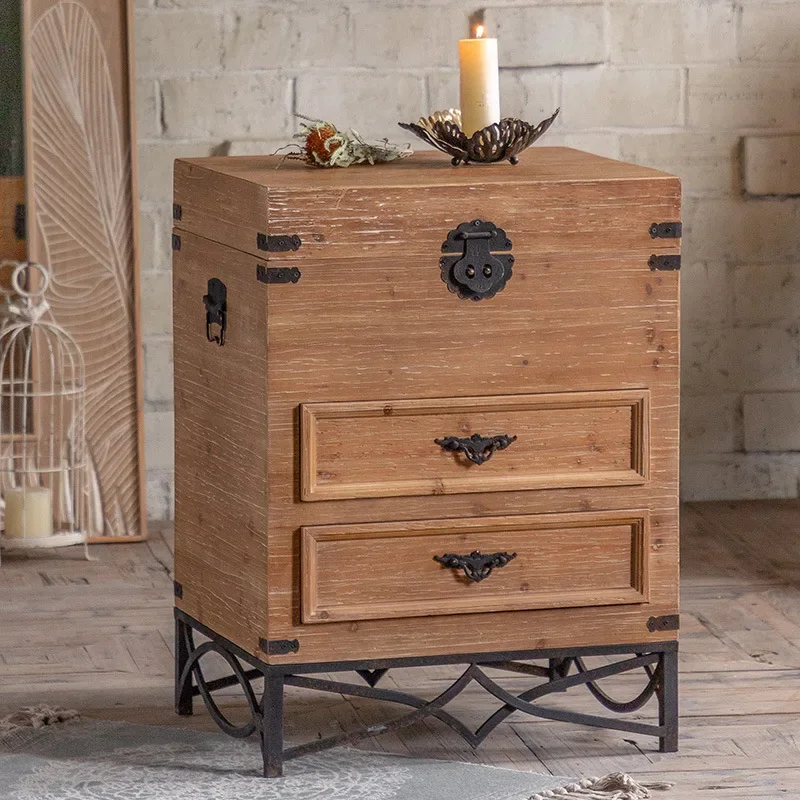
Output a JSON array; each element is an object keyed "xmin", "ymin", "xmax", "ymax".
[{"xmin": 175, "ymin": 609, "xmax": 678, "ymax": 778}]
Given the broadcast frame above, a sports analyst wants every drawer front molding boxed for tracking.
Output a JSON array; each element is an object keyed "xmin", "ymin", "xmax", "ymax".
[
  {"xmin": 301, "ymin": 509, "xmax": 650, "ymax": 624},
  {"xmin": 300, "ymin": 390, "xmax": 650, "ymax": 501}
]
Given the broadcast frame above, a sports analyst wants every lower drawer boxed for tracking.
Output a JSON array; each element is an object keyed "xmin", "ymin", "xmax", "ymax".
[{"xmin": 301, "ymin": 509, "xmax": 650, "ymax": 623}]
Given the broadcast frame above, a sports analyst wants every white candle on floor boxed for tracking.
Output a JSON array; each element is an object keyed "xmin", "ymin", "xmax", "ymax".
[
  {"xmin": 459, "ymin": 24, "xmax": 501, "ymax": 137},
  {"xmin": 4, "ymin": 486, "xmax": 53, "ymax": 538}
]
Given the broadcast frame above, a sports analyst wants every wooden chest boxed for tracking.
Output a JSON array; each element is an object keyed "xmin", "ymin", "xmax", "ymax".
[{"xmin": 171, "ymin": 149, "xmax": 681, "ymax": 772}]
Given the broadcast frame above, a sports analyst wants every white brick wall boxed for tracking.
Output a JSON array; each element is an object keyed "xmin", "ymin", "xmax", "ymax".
[
  {"xmin": 744, "ymin": 136, "xmax": 800, "ymax": 196},
  {"xmin": 485, "ymin": 4, "xmax": 606, "ymax": 67},
  {"xmin": 688, "ymin": 67, "xmax": 800, "ymax": 129},
  {"xmin": 133, "ymin": 0, "xmax": 800, "ymax": 514},
  {"xmin": 608, "ymin": 2, "xmax": 737, "ymax": 65},
  {"xmin": 161, "ymin": 74, "xmax": 293, "ymax": 139},
  {"xmin": 561, "ymin": 67, "xmax": 682, "ymax": 128},
  {"xmin": 223, "ymin": 7, "xmax": 352, "ymax": 70}
]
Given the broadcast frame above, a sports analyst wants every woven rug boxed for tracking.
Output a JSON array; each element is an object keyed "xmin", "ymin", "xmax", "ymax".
[{"xmin": 0, "ymin": 708, "xmax": 669, "ymax": 800}]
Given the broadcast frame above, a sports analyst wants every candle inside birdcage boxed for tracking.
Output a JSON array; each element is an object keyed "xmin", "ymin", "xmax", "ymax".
[
  {"xmin": 0, "ymin": 261, "xmax": 89, "ymax": 562},
  {"xmin": 4, "ymin": 486, "xmax": 52, "ymax": 538}
]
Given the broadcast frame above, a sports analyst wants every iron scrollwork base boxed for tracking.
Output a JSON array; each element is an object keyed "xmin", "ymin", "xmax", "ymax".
[{"xmin": 175, "ymin": 609, "xmax": 678, "ymax": 779}]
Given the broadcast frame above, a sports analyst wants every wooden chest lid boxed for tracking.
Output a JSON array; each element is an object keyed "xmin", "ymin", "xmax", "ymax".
[
  {"xmin": 173, "ymin": 149, "xmax": 680, "ymax": 260},
  {"xmin": 177, "ymin": 148, "xmax": 673, "ymax": 191}
]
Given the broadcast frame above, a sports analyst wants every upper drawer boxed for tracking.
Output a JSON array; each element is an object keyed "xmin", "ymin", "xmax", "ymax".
[{"xmin": 300, "ymin": 389, "xmax": 649, "ymax": 501}]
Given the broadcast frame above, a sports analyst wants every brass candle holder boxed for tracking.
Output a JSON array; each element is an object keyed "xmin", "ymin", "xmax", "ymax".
[{"xmin": 399, "ymin": 108, "xmax": 559, "ymax": 166}]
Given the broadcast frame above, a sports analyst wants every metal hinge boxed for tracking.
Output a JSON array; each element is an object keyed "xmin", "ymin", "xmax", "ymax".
[
  {"xmin": 648, "ymin": 254, "xmax": 680, "ymax": 271},
  {"xmin": 173, "ymin": 203, "xmax": 182, "ymax": 221},
  {"xmin": 14, "ymin": 204, "xmax": 25, "ymax": 240},
  {"xmin": 172, "ymin": 233, "xmax": 181, "ymax": 251},
  {"xmin": 256, "ymin": 265, "xmax": 301, "ymax": 284},
  {"xmin": 259, "ymin": 638, "xmax": 300, "ymax": 656},
  {"xmin": 173, "ymin": 581, "xmax": 184, "ymax": 600},
  {"xmin": 647, "ymin": 614, "xmax": 680, "ymax": 633},
  {"xmin": 257, "ymin": 233, "xmax": 302, "ymax": 253},
  {"xmin": 649, "ymin": 221, "xmax": 682, "ymax": 239}
]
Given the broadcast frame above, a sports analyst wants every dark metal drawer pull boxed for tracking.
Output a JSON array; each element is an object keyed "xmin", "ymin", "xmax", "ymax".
[
  {"xmin": 434, "ymin": 550, "xmax": 517, "ymax": 582},
  {"xmin": 434, "ymin": 433, "xmax": 517, "ymax": 465}
]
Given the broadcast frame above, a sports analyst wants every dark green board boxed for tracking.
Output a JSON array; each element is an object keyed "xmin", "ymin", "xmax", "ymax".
[{"xmin": 0, "ymin": 0, "xmax": 24, "ymax": 176}]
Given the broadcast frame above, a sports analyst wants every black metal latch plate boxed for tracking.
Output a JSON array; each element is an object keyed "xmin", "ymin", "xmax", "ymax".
[
  {"xmin": 440, "ymin": 219, "xmax": 514, "ymax": 301},
  {"xmin": 256, "ymin": 265, "xmax": 301, "ymax": 284}
]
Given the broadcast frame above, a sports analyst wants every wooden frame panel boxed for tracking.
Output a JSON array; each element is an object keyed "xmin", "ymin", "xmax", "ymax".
[
  {"xmin": 300, "ymin": 390, "xmax": 650, "ymax": 501},
  {"xmin": 22, "ymin": 0, "xmax": 146, "ymax": 540},
  {"xmin": 302, "ymin": 509, "xmax": 650, "ymax": 623}
]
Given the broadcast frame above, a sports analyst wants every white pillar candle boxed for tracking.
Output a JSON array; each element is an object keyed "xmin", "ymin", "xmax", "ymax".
[
  {"xmin": 459, "ymin": 25, "xmax": 501, "ymax": 137},
  {"xmin": 4, "ymin": 486, "xmax": 53, "ymax": 539}
]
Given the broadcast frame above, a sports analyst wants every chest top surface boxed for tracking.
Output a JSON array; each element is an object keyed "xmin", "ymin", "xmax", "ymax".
[{"xmin": 177, "ymin": 148, "xmax": 676, "ymax": 191}]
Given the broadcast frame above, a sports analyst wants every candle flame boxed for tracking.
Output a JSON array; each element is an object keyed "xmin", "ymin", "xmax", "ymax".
[{"xmin": 475, "ymin": 24, "xmax": 485, "ymax": 38}]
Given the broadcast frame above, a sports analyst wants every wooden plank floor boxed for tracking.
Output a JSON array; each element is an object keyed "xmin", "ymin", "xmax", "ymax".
[{"xmin": 2, "ymin": 501, "xmax": 800, "ymax": 798}]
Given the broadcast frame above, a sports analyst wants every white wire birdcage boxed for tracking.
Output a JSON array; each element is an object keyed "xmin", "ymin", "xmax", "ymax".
[{"xmin": 0, "ymin": 261, "xmax": 89, "ymax": 562}]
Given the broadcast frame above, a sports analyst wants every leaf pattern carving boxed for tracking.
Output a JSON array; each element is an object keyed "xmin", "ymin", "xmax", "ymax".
[{"xmin": 29, "ymin": 1, "xmax": 140, "ymax": 537}]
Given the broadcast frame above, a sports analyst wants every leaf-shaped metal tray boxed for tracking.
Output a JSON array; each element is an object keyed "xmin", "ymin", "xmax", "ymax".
[{"xmin": 399, "ymin": 108, "xmax": 559, "ymax": 165}]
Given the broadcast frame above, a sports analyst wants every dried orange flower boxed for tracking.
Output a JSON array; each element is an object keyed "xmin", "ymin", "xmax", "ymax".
[
  {"xmin": 303, "ymin": 122, "xmax": 339, "ymax": 166},
  {"xmin": 286, "ymin": 116, "xmax": 412, "ymax": 168}
]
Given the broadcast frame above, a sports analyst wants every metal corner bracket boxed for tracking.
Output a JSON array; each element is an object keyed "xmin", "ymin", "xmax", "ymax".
[
  {"xmin": 256, "ymin": 265, "xmax": 301, "ymax": 284},
  {"xmin": 257, "ymin": 233, "xmax": 302, "ymax": 253},
  {"xmin": 649, "ymin": 222, "xmax": 682, "ymax": 240},
  {"xmin": 648, "ymin": 254, "xmax": 680, "ymax": 271},
  {"xmin": 260, "ymin": 638, "xmax": 300, "ymax": 656},
  {"xmin": 647, "ymin": 614, "xmax": 680, "ymax": 632}
]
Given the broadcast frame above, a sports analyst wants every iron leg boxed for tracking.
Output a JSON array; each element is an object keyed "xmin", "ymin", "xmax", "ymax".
[
  {"xmin": 548, "ymin": 658, "xmax": 572, "ymax": 692},
  {"xmin": 548, "ymin": 657, "xmax": 571, "ymax": 678},
  {"xmin": 175, "ymin": 613, "xmax": 193, "ymax": 716},
  {"xmin": 658, "ymin": 647, "xmax": 678, "ymax": 752},
  {"xmin": 261, "ymin": 668, "xmax": 285, "ymax": 778},
  {"xmin": 547, "ymin": 657, "xmax": 571, "ymax": 691}
]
